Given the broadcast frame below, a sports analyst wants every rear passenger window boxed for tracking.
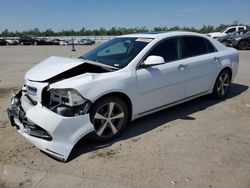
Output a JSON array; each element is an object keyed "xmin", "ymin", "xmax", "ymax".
[
  {"xmin": 181, "ymin": 36, "xmax": 208, "ymax": 58},
  {"xmin": 147, "ymin": 38, "xmax": 179, "ymax": 63},
  {"xmin": 205, "ymin": 39, "xmax": 217, "ymax": 53}
]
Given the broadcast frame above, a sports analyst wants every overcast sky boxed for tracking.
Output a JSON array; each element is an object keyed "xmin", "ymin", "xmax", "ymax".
[{"xmin": 0, "ymin": 0, "xmax": 249, "ymax": 31}]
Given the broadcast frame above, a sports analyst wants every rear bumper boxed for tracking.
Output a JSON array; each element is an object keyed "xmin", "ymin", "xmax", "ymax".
[{"xmin": 7, "ymin": 92, "xmax": 95, "ymax": 162}]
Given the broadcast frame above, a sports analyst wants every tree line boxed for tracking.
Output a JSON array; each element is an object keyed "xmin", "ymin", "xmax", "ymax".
[{"xmin": 1, "ymin": 23, "xmax": 249, "ymax": 37}]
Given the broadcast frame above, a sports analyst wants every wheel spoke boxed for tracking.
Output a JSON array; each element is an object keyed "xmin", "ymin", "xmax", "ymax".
[
  {"xmin": 94, "ymin": 113, "xmax": 107, "ymax": 120},
  {"xmin": 219, "ymin": 76, "xmax": 223, "ymax": 84},
  {"xmin": 97, "ymin": 121, "xmax": 108, "ymax": 136},
  {"xmin": 108, "ymin": 102, "xmax": 115, "ymax": 118},
  {"xmin": 222, "ymin": 74, "xmax": 228, "ymax": 83},
  {"xmin": 109, "ymin": 121, "xmax": 118, "ymax": 134},
  {"xmin": 223, "ymin": 83, "xmax": 229, "ymax": 87},
  {"xmin": 221, "ymin": 87, "xmax": 225, "ymax": 95},
  {"xmin": 217, "ymin": 85, "xmax": 222, "ymax": 92},
  {"xmin": 111, "ymin": 112, "xmax": 124, "ymax": 120}
]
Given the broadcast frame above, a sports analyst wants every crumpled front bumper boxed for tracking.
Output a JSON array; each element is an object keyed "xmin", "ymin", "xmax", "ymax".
[{"xmin": 7, "ymin": 92, "xmax": 95, "ymax": 162}]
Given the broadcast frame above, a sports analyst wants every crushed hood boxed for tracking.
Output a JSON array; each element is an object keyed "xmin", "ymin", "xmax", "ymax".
[{"xmin": 25, "ymin": 56, "xmax": 84, "ymax": 81}]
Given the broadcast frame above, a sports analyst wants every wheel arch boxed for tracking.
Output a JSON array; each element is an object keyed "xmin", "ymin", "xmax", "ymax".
[
  {"xmin": 221, "ymin": 67, "xmax": 232, "ymax": 82},
  {"xmin": 211, "ymin": 66, "xmax": 233, "ymax": 92}
]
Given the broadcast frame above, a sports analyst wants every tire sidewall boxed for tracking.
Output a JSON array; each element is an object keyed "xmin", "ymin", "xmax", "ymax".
[{"xmin": 238, "ymin": 40, "xmax": 249, "ymax": 50}]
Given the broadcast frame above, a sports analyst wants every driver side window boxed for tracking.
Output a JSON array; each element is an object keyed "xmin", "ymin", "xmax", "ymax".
[{"xmin": 146, "ymin": 38, "xmax": 179, "ymax": 63}]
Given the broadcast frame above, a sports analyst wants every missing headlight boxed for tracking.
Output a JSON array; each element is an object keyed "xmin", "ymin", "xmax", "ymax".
[
  {"xmin": 48, "ymin": 89, "xmax": 92, "ymax": 117},
  {"xmin": 50, "ymin": 89, "xmax": 86, "ymax": 106},
  {"xmin": 55, "ymin": 101, "xmax": 92, "ymax": 117}
]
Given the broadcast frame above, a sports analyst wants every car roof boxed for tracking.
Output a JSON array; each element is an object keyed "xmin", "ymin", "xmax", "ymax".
[{"xmin": 120, "ymin": 31, "xmax": 207, "ymax": 39}]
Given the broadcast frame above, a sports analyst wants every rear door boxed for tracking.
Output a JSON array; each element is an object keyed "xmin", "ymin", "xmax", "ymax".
[{"xmin": 180, "ymin": 36, "xmax": 218, "ymax": 97}]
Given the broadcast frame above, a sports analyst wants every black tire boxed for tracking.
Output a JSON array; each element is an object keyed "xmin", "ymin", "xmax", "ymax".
[
  {"xmin": 237, "ymin": 40, "xmax": 249, "ymax": 50},
  {"xmin": 211, "ymin": 69, "xmax": 231, "ymax": 99},
  {"xmin": 89, "ymin": 96, "xmax": 129, "ymax": 142}
]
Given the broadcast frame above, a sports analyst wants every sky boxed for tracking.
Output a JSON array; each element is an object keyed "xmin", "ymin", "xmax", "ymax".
[{"xmin": 0, "ymin": 0, "xmax": 249, "ymax": 32}]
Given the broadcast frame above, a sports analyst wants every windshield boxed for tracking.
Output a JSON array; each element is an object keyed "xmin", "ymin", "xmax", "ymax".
[
  {"xmin": 81, "ymin": 37, "xmax": 151, "ymax": 69},
  {"xmin": 245, "ymin": 31, "xmax": 250, "ymax": 35}
]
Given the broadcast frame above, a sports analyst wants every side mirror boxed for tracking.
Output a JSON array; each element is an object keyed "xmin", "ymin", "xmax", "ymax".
[{"xmin": 142, "ymin": 55, "xmax": 165, "ymax": 67}]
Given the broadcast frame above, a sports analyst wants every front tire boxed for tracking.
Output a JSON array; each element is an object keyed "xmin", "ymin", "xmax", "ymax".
[
  {"xmin": 89, "ymin": 96, "xmax": 129, "ymax": 142},
  {"xmin": 212, "ymin": 69, "xmax": 231, "ymax": 99}
]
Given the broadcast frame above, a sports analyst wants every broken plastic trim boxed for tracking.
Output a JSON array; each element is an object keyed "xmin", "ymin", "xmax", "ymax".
[{"xmin": 42, "ymin": 63, "xmax": 111, "ymax": 83}]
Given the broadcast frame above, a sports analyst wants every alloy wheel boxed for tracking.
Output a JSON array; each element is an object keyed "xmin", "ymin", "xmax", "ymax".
[
  {"xmin": 93, "ymin": 102, "xmax": 125, "ymax": 138},
  {"xmin": 217, "ymin": 72, "xmax": 230, "ymax": 96}
]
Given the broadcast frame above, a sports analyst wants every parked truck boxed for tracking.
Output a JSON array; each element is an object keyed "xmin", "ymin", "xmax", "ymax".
[{"xmin": 207, "ymin": 26, "xmax": 247, "ymax": 39}]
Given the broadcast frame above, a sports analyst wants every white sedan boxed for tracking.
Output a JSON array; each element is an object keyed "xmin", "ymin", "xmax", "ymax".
[{"xmin": 7, "ymin": 31, "xmax": 239, "ymax": 161}]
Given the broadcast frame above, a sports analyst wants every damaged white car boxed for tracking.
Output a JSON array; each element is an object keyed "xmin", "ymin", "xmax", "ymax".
[{"xmin": 7, "ymin": 32, "xmax": 239, "ymax": 161}]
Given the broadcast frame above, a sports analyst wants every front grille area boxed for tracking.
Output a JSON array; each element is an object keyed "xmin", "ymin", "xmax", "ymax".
[
  {"xmin": 10, "ymin": 90, "xmax": 52, "ymax": 141},
  {"xmin": 24, "ymin": 120, "xmax": 53, "ymax": 141}
]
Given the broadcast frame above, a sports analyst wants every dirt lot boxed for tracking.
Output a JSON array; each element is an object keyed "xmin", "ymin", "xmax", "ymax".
[{"xmin": 0, "ymin": 45, "xmax": 250, "ymax": 188}]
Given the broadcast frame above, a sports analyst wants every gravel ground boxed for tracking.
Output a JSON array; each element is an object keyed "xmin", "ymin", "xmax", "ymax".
[{"xmin": 0, "ymin": 46, "xmax": 250, "ymax": 188}]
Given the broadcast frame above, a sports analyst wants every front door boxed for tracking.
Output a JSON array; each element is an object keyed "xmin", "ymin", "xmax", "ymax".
[{"xmin": 135, "ymin": 38, "xmax": 188, "ymax": 114}]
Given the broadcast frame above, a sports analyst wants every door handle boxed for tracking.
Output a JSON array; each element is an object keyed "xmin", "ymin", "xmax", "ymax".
[
  {"xmin": 178, "ymin": 64, "xmax": 187, "ymax": 71},
  {"xmin": 214, "ymin": 57, "xmax": 219, "ymax": 63}
]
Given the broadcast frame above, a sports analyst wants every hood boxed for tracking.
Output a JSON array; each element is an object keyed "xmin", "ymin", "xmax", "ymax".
[
  {"xmin": 207, "ymin": 32, "xmax": 227, "ymax": 38},
  {"xmin": 230, "ymin": 34, "xmax": 250, "ymax": 40},
  {"xmin": 25, "ymin": 56, "xmax": 84, "ymax": 81}
]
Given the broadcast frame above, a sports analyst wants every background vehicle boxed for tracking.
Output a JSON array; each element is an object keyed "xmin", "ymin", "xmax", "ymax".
[
  {"xmin": 81, "ymin": 39, "xmax": 95, "ymax": 45},
  {"xmin": 19, "ymin": 36, "xmax": 40, "ymax": 45},
  {"xmin": 51, "ymin": 39, "xmax": 68, "ymax": 45},
  {"xmin": 68, "ymin": 38, "xmax": 95, "ymax": 45},
  {"xmin": 226, "ymin": 31, "xmax": 250, "ymax": 50},
  {"xmin": 40, "ymin": 38, "xmax": 60, "ymax": 45},
  {"xmin": 0, "ymin": 38, "xmax": 7, "ymax": 45},
  {"xmin": 6, "ymin": 39, "xmax": 19, "ymax": 45},
  {"xmin": 207, "ymin": 25, "xmax": 246, "ymax": 39},
  {"xmin": 7, "ymin": 32, "xmax": 239, "ymax": 161},
  {"xmin": 67, "ymin": 39, "xmax": 78, "ymax": 45},
  {"xmin": 217, "ymin": 30, "xmax": 249, "ymax": 45}
]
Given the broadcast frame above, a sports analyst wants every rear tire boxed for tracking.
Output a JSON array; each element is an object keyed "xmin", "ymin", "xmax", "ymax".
[
  {"xmin": 237, "ymin": 40, "xmax": 249, "ymax": 50},
  {"xmin": 89, "ymin": 96, "xmax": 129, "ymax": 142},
  {"xmin": 212, "ymin": 69, "xmax": 231, "ymax": 99}
]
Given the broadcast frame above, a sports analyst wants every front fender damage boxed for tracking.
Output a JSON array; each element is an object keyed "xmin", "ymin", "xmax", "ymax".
[{"xmin": 8, "ymin": 94, "xmax": 95, "ymax": 162}]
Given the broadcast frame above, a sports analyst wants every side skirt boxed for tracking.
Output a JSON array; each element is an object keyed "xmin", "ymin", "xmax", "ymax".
[{"xmin": 132, "ymin": 90, "xmax": 211, "ymax": 121}]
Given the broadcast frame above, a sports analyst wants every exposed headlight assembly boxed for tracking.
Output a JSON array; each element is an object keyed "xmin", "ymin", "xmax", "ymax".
[
  {"xmin": 50, "ymin": 89, "xmax": 86, "ymax": 106},
  {"xmin": 49, "ymin": 89, "xmax": 92, "ymax": 117}
]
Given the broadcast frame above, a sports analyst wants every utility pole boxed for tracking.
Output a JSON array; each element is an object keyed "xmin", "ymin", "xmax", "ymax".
[{"xmin": 71, "ymin": 37, "xmax": 76, "ymax": 51}]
